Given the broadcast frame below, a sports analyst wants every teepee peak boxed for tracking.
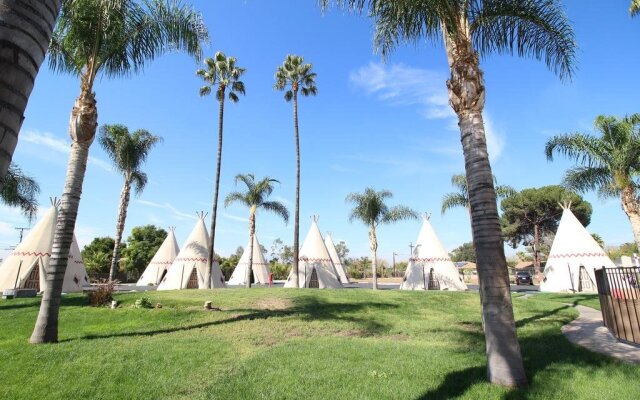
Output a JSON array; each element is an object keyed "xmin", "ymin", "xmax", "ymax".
[
  {"xmin": 196, "ymin": 211, "xmax": 208, "ymax": 220},
  {"xmin": 49, "ymin": 197, "xmax": 61, "ymax": 208},
  {"xmin": 423, "ymin": 212, "xmax": 431, "ymax": 221}
]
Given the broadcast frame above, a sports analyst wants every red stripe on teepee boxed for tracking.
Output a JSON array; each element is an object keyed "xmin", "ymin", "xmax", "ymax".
[{"xmin": 548, "ymin": 252, "xmax": 607, "ymax": 259}]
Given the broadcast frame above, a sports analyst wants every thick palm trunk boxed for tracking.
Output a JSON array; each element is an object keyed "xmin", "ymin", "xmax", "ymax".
[
  {"xmin": 108, "ymin": 177, "xmax": 131, "ymax": 281},
  {"xmin": 30, "ymin": 89, "xmax": 97, "ymax": 344},
  {"xmin": 621, "ymin": 186, "xmax": 640, "ymax": 249},
  {"xmin": 0, "ymin": 0, "xmax": 62, "ymax": 184},
  {"xmin": 444, "ymin": 24, "xmax": 527, "ymax": 387},
  {"xmin": 369, "ymin": 224, "xmax": 378, "ymax": 290},
  {"xmin": 246, "ymin": 209, "xmax": 256, "ymax": 289},
  {"xmin": 292, "ymin": 90, "xmax": 300, "ymax": 287},
  {"xmin": 207, "ymin": 96, "xmax": 225, "ymax": 289}
]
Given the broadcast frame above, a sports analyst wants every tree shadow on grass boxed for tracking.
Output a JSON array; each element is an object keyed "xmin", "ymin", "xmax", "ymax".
[
  {"xmin": 60, "ymin": 296, "xmax": 398, "ymax": 342},
  {"xmin": 515, "ymin": 305, "xmax": 570, "ymax": 328}
]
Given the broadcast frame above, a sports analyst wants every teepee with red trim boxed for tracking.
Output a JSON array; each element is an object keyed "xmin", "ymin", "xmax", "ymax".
[
  {"xmin": 158, "ymin": 213, "xmax": 225, "ymax": 290},
  {"xmin": 540, "ymin": 205, "xmax": 615, "ymax": 292},
  {"xmin": 400, "ymin": 214, "xmax": 467, "ymax": 291},
  {"xmin": 136, "ymin": 227, "xmax": 179, "ymax": 286},
  {"xmin": 284, "ymin": 216, "xmax": 343, "ymax": 289},
  {"xmin": 228, "ymin": 233, "xmax": 270, "ymax": 286}
]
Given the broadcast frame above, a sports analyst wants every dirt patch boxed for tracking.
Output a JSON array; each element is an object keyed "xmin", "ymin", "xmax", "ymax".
[
  {"xmin": 284, "ymin": 329, "xmax": 302, "ymax": 338},
  {"xmin": 387, "ymin": 333, "xmax": 410, "ymax": 341},
  {"xmin": 253, "ymin": 298, "xmax": 293, "ymax": 311},
  {"xmin": 333, "ymin": 329, "xmax": 370, "ymax": 338},
  {"xmin": 458, "ymin": 321, "xmax": 482, "ymax": 332}
]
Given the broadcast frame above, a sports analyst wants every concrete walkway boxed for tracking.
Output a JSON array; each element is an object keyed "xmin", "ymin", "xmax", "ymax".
[{"xmin": 561, "ymin": 305, "xmax": 640, "ymax": 364}]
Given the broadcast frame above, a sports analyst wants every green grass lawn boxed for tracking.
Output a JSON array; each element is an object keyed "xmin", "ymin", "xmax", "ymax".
[{"xmin": 0, "ymin": 289, "xmax": 637, "ymax": 399}]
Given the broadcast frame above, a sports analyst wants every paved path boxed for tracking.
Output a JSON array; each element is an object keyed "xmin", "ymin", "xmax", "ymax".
[{"xmin": 561, "ymin": 305, "xmax": 640, "ymax": 364}]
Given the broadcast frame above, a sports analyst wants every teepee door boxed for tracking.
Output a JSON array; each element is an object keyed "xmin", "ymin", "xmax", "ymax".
[
  {"xmin": 578, "ymin": 266, "xmax": 595, "ymax": 292},
  {"xmin": 428, "ymin": 268, "xmax": 440, "ymax": 290},
  {"xmin": 308, "ymin": 268, "xmax": 319, "ymax": 288},
  {"xmin": 186, "ymin": 267, "xmax": 199, "ymax": 289},
  {"xmin": 24, "ymin": 264, "xmax": 40, "ymax": 291}
]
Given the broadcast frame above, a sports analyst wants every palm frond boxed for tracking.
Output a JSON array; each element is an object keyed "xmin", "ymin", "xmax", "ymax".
[
  {"xmin": 130, "ymin": 170, "xmax": 148, "ymax": 196},
  {"xmin": 563, "ymin": 166, "xmax": 615, "ymax": 198},
  {"xmin": 631, "ymin": 0, "xmax": 640, "ymax": 17},
  {"xmin": 495, "ymin": 184, "xmax": 516, "ymax": 200},
  {"xmin": 0, "ymin": 163, "xmax": 40, "ymax": 221},
  {"xmin": 441, "ymin": 193, "xmax": 468, "ymax": 215},
  {"xmin": 382, "ymin": 205, "xmax": 419, "ymax": 224},
  {"xmin": 224, "ymin": 192, "xmax": 250, "ymax": 208},
  {"xmin": 261, "ymin": 201, "xmax": 289, "ymax": 223}
]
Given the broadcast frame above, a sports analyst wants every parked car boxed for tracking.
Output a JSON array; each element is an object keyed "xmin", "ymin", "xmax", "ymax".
[{"xmin": 515, "ymin": 271, "xmax": 534, "ymax": 285}]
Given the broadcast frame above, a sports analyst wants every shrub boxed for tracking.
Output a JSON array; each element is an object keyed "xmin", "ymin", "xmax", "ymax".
[
  {"xmin": 86, "ymin": 280, "xmax": 116, "ymax": 307},
  {"xmin": 134, "ymin": 296, "xmax": 153, "ymax": 309}
]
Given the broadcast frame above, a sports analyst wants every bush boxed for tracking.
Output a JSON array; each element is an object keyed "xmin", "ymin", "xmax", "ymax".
[
  {"xmin": 270, "ymin": 262, "xmax": 290, "ymax": 280},
  {"xmin": 86, "ymin": 280, "xmax": 116, "ymax": 307},
  {"xmin": 134, "ymin": 296, "xmax": 153, "ymax": 309}
]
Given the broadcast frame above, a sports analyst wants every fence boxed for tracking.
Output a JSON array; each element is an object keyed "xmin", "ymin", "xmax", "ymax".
[{"xmin": 594, "ymin": 267, "xmax": 640, "ymax": 345}]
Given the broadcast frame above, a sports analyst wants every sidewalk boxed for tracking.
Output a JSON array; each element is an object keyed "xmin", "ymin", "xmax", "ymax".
[{"xmin": 561, "ymin": 305, "xmax": 640, "ymax": 364}]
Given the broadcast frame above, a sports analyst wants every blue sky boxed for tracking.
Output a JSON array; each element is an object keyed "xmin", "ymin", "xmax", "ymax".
[{"xmin": 1, "ymin": 0, "xmax": 639, "ymax": 264}]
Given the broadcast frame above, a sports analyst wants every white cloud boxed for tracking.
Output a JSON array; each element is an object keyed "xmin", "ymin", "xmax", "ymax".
[
  {"xmin": 21, "ymin": 130, "xmax": 113, "ymax": 172},
  {"xmin": 483, "ymin": 114, "xmax": 505, "ymax": 161},
  {"xmin": 221, "ymin": 212, "xmax": 247, "ymax": 223},
  {"xmin": 136, "ymin": 200, "xmax": 197, "ymax": 221}
]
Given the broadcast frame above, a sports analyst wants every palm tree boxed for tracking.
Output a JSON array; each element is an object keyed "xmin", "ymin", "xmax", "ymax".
[
  {"xmin": 197, "ymin": 52, "xmax": 246, "ymax": 288},
  {"xmin": 632, "ymin": 0, "xmax": 640, "ymax": 16},
  {"xmin": 322, "ymin": 0, "xmax": 576, "ymax": 387},
  {"xmin": 0, "ymin": 163, "xmax": 40, "ymax": 221},
  {"xmin": 546, "ymin": 114, "xmax": 640, "ymax": 249},
  {"xmin": 346, "ymin": 188, "xmax": 418, "ymax": 290},
  {"xmin": 99, "ymin": 124, "xmax": 162, "ymax": 281},
  {"xmin": 30, "ymin": 0, "xmax": 208, "ymax": 344},
  {"xmin": 441, "ymin": 173, "xmax": 515, "ymax": 215},
  {"xmin": 224, "ymin": 174, "xmax": 289, "ymax": 288},
  {"xmin": 0, "ymin": 0, "xmax": 62, "ymax": 185},
  {"xmin": 274, "ymin": 54, "xmax": 317, "ymax": 289}
]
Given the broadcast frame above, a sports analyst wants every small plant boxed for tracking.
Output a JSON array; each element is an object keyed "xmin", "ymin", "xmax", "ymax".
[
  {"xmin": 87, "ymin": 280, "xmax": 116, "ymax": 307},
  {"xmin": 134, "ymin": 296, "xmax": 153, "ymax": 309}
]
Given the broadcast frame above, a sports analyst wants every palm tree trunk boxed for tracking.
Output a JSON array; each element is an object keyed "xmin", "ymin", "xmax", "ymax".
[
  {"xmin": 30, "ymin": 89, "xmax": 97, "ymax": 344},
  {"xmin": 207, "ymin": 95, "xmax": 225, "ymax": 289},
  {"xmin": 369, "ymin": 224, "xmax": 378, "ymax": 290},
  {"xmin": 109, "ymin": 177, "xmax": 131, "ymax": 281},
  {"xmin": 443, "ymin": 24, "xmax": 527, "ymax": 387},
  {"xmin": 292, "ymin": 90, "xmax": 300, "ymax": 287},
  {"xmin": 621, "ymin": 186, "xmax": 640, "ymax": 249},
  {"xmin": 246, "ymin": 209, "xmax": 256, "ymax": 289},
  {"xmin": 0, "ymin": 0, "xmax": 62, "ymax": 184}
]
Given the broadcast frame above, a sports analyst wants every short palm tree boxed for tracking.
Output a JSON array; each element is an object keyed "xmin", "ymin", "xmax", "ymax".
[
  {"xmin": 99, "ymin": 124, "xmax": 162, "ymax": 281},
  {"xmin": 274, "ymin": 54, "xmax": 317, "ymax": 289},
  {"xmin": 30, "ymin": 0, "xmax": 208, "ymax": 344},
  {"xmin": 323, "ymin": 0, "xmax": 576, "ymax": 386},
  {"xmin": 632, "ymin": 0, "xmax": 640, "ymax": 16},
  {"xmin": 0, "ymin": 163, "xmax": 40, "ymax": 221},
  {"xmin": 0, "ymin": 1, "xmax": 61, "ymax": 184},
  {"xmin": 546, "ymin": 114, "xmax": 640, "ymax": 248},
  {"xmin": 224, "ymin": 174, "xmax": 289, "ymax": 288},
  {"xmin": 346, "ymin": 188, "xmax": 418, "ymax": 290},
  {"xmin": 441, "ymin": 173, "xmax": 515, "ymax": 215},
  {"xmin": 197, "ymin": 52, "xmax": 246, "ymax": 289}
]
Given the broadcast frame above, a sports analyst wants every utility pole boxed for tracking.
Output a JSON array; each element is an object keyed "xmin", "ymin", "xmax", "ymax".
[
  {"xmin": 392, "ymin": 252, "xmax": 398, "ymax": 277},
  {"xmin": 15, "ymin": 227, "xmax": 29, "ymax": 244},
  {"xmin": 409, "ymin": 242, "xmax": 414, "ymax": 257}
]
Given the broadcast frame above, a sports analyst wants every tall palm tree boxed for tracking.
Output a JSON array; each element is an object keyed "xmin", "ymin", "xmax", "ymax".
[
  {"xmin": 441, "ymin": 173, "xmax": 515, "ymax": 215},
  {"xmin": 274, "ymin": 54, "xmax": 317, "ymax": 289},
  {"xmin": 99, "ymin": 124, "xmax": 162, "ymax": 281},
  {"xmin": 0, "ymin": 0, "xmax": 62, "ymax": 185},
  {"xmin": 197, "ymin": 52, "xmax": 246, "ymax": 289},
  {"xmin": 322, "ymin": 0, "xmax": 576, "ymax": 387},
  {"xmin": 30, "ymin": 0, "xmax": 208, "ymax": 344},
  {"xmin": 0, "ymin": 163, "xmax": 40, "ymax": 221},
  {"xmin": 631, "ymin": 0, "xmax": 640, "ymax": 16},
  {"xmin": 346, "ymin": 188, "xmax": 418, "ymax": 290},
  {"xmin": 546, "ymin": 114, "xmax": 640, "ymax": 248},
  {"xmin": 224, "ymin": 174, "xmax": 289, "ymax": 288}
]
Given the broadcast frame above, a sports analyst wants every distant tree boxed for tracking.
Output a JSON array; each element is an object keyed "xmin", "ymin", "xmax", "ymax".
[
  {"xmin": 234, "ymin": 246, "xmax": 244, "ymax": 258},
  {"xmin": 270, "ymin": 238, "xmax": 284, "ymax": 263},
  {"xmin": 81, "ymin": 237, "xmax": 125, "ymax": 274},
  {"xmin": 346, "ymin": 187, "xmax": 418, "ymax": 289},
  {"xmin": 219, "ymin": 254, "xmax": 240, "ymax": 280},
  {"xmin": 281, "ymin": 245, "xmax": 294, "ymax": 265},
  {"xmin": 501, "ymin": 186, "xmax": 591, "ymax": 273},
  {"xmin": 450, "ymin": 242, "xmax": 476, "ymax": 263},
  {"xmin": 608, "ymin": 242, "xmax": 639, "ymax": 260},
  {"xmin": 0, "ymin": 163, "xmax": 40, "ymax": 221},
  {"xmin": 335, "ymin": 241, "xmax": 350, "ymax": 261},
  {"xmin": 441, "ymin": 173, "xmax": 515, "ymax": 215},
  {"xmin": 121, "ymin": 225, "xmax": 167, "ymax": 275},
  {"xmin": 591, "ymin": 233, "xmax": 605, "ymax": 249},
  {"xmin": 632, "ymin": 0, "xmax": 640, "ymax": 17}
]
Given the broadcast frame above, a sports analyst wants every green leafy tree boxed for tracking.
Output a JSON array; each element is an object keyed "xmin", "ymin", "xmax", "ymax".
[
  {"xmin": 591, "ymin": 233, "xmax": 605, "ymax": 249},
  {"xmin": 546, "ymin": 114, "xmax": 640, "ymax": 249},
  {"xmin": 346, "ymin": 187, "xmax": 418, "ymax": 290},
  {"xmin": 0, "ymin": 163, "xmax": 40, "ymax": 221},
  {"xmin": 441, "ymin": 173, "xmax": 515, "ymax": 215},
  {"xmin": 501, "ymin": 186, "xmax": 591, "ymax": 272},
  {"xmin": 323, "ymin": 0, "xmax": 575, "ymax": 386},
  {"xmin": 608, "ymin": 242, "xmax": 639, "ymax": 260},
  {"xmin": 81, "ymin": 237, "xmax": 125, "ymax": 274},
  {"xmin": 225, "ymin": 174, "xmax": 289, "ymax": 288},
  {"xmin": 335, "ymin": 241, "xmax": 350, "ymax": 261},
  {"xmin": 99, "ymin": 124, "xmax": 162, "ymax": 281},
  {"xmin": 450, "ymin": 242, "xmax": 477, "ymax": 263},
  {"xmin": 197, "ymin": 52, "xmax": 246, "ymax": 288},
  {"xmin": 31, "ymin": 0, "xmax": 208, "ymax": 344},
  {"xmin": 0, "ymin": 1, "xmax": 61, "ymax": 184},
  {"xmin": 274, "ymin": 54, "xmax": 317, "ymax": 288},
  {"xmin": 121, "ymin": 225, "xmax": 167, "ymax": 275}
]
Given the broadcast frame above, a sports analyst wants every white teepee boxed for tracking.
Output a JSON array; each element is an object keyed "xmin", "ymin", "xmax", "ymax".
[
  {"xmin": 400, "ymin": 215, "xmax": 467, "ymax": 291},
  {"xmin": 228, "ymin": 233, "xmax": 270, "ymax": 285},
  {"xmin": 284, "ymin": 217, "xmax": 343, "ymax": 289},
  {"xmin": 324, "ymin": 233, "xmax": 350, "ymax": 284},
  {"xmin": 0, "ymin": 203, "xmax": 90, "ymax": 293},
  {"xmin": 158, "ymin": 214, "xmax": 226, "ymax": 290},
  {"xmin": 136, "ymin": 228, "xmax": 179, "ymax": 286},
  {"xmin": 540, "ymin": 206, "xmax": 615, "ymax": 293}
]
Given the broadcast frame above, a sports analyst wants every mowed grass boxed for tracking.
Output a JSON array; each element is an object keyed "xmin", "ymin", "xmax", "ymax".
[{"xmin": 0, "ymin": 289, "xmax": 638, "ymax": 399}]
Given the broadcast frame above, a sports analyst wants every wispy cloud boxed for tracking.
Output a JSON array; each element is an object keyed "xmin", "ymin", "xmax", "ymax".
[
  {"xmin": 330, "ymin": 164, "xmax": 359, "ymax": 174},
  {"xmin": 221, "ymin": 212, "xmax": 247, "ymax": 223},
  {"xmin": 273, "ymin": 196, "xmax": 291, "ymax": 206},
  {"xmin": 21, "ymin": 130, "xmax": 113, "ymax": 172},
  {"xmin": 136, "ymin": 200, "xmax": 197, "ymax": 221}
]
